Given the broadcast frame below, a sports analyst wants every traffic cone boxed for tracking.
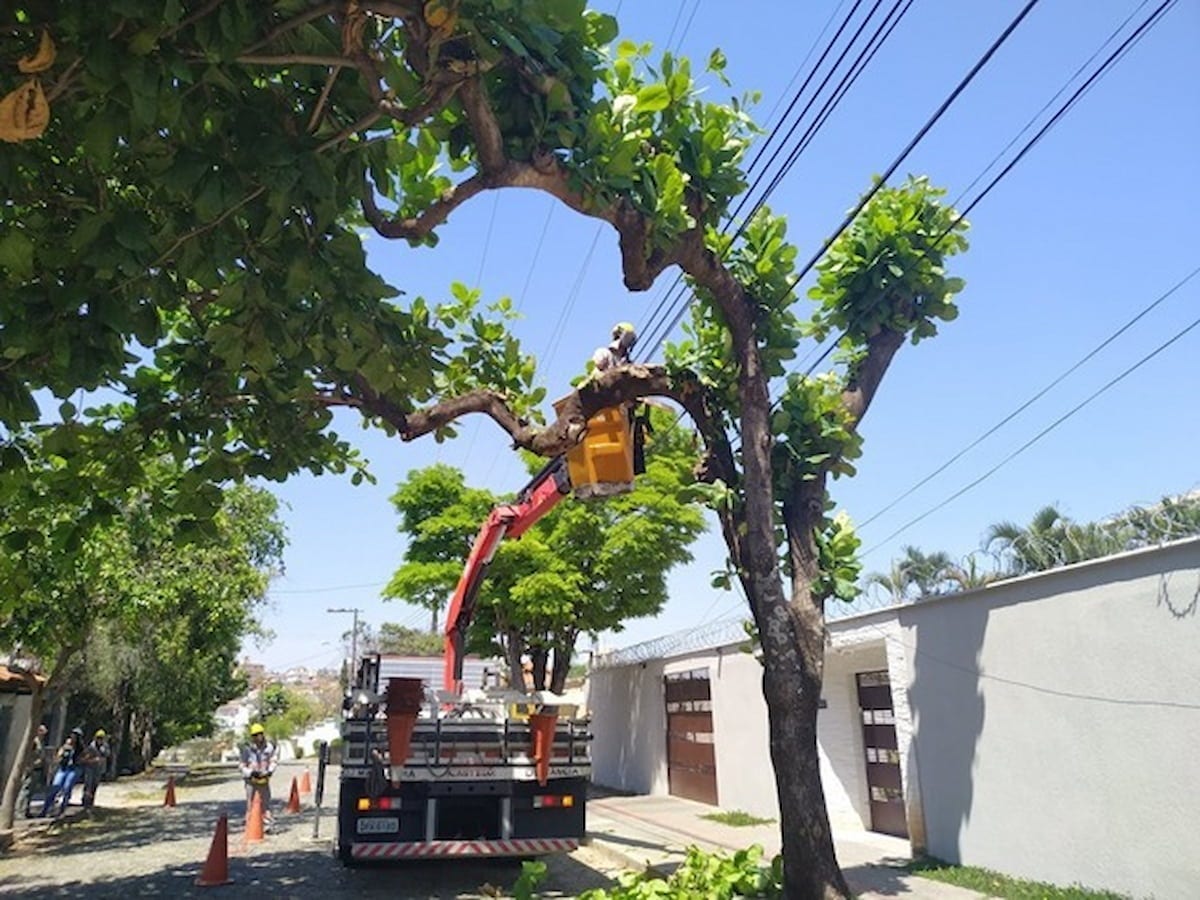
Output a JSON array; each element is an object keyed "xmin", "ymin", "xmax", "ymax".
[
  {"xmin": 195, "ymin": 814, "xmax": 234, "ymax": 886},
  {"xmin": 529, "ymin": 712, "xmax": 557, "ymax": 787},
  {"xmin": 244, "ymin": 792, "xmax": 265, "ymax": 843},
  {"xmin": 285, "ymin": 777, "xmax": 301, "ymax": 814},
  {"xmin": 163, "ymin": 775, "xmax": 177, "ymax": 808},
  {"xmin": 299, "ymin": 768, "xmax": 312, "ymax": 794}
]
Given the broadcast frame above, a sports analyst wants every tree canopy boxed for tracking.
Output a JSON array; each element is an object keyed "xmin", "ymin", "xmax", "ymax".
[
  {"xmin": 385, "ymin": 407, "xmax": 705, "ymax": 691},
  {"xmin": 1, "ymin": 4, "xmax": 977, "ymax": 893}
]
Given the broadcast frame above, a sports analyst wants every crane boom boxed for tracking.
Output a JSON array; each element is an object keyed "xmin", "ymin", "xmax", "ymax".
[{"xmin": 442, "ymin": 457, "xmax": 572, "ymax": 693}]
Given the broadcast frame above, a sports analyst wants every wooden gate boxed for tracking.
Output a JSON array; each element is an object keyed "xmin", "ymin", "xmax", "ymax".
[
  {"xmin": 664, "ymin": 669, "xmax": 717, "ymax": 805},
  {"xmin": 856, "ymin": 670, "xmax": 908, "ymax": 838}
]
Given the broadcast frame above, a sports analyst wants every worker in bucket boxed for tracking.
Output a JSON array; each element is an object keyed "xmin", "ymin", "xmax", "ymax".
[
  {"xmin": 591, "ymin": 322, "xmax": 637, "ymax": 372},
  {"xmin": 240, "ymin": 723, "xmax": 278, "ymax": 829}
]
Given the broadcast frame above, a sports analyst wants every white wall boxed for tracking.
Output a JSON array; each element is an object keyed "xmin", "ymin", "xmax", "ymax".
[
  {"xmin": 900, "ymin": 538, "xmax": 1200, "ymax": 899},
  {"xmin": 589, "ymin": 630, "xmax": 898, "ymax": 828},
  {"xmin": 0, "ymin": 693, "xmax": 33, "ymax": 786},
  {"xmin": 588, "ymin": 656, "xmax": 668, "ymax": 795}
]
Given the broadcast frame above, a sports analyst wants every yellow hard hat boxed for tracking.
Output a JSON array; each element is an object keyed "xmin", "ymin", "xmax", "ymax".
[
  {"xmin": 94, "ymin": 729, "xmax": 106, "ymax": 738},
  {"xmin": 249, "ymin": 723, "xmax": 265, "ymax": 736}
]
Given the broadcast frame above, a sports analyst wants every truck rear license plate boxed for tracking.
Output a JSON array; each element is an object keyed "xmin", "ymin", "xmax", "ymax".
[{"xmin": 356, "ymin": 817, "xmax": 400, "ymax": 834}]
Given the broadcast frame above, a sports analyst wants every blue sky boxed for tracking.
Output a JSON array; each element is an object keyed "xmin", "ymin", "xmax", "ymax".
[{"xmin": 251, "ymin": 0, "xmax": 1200, "ymax": 672}]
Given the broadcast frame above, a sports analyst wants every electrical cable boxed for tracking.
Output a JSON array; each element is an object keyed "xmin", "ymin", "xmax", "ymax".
[
  {"xmin": 537, "ymin": 224, "xmax": 603, "ymax": 376},
  {"xmin": 671, "ymin": 0, "xmax": 704, "ymax": 55},
  {"xmin": 637, "ymin": 0, "xmax": 901, "ymax": 359},
  {"xmin": 515, "ymin": 201, "xmax": 555, "ymax": 314},
  {"xmin": 635, "ymin": 0, "xmax": 875, "ymax": 357},
  {"xmin": 861, "ymin": 306, "xmax": 1200, "ymax": 556},
  {"xmin": 663, "ymin": 0, "xmax": 691, "ymax": 56},
  {"xmin": 858, "ymin": 262, "xmax": 1200, "ymax": 530},
  {"xmin": 763, "ymin": 0, "xmax": 1175, "ymax": 402},
  {"xmin": 645, "ymin": 0, "xmax": 1037, "ymax": 362}
]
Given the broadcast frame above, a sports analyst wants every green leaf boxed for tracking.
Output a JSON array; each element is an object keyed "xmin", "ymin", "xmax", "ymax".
[
  {"xmin": 0, "ymin": 231, "xmax": 35, "ymax": 280},
  {"xmin": 635, "ymin": 83, "xmax": 670, "ymax": 114}
]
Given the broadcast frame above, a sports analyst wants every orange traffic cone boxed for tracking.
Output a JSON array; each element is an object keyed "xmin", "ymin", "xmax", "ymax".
[
  {"xmin": 163, "ymin": 775, "xmax": 177, "ymax": 807},
  {"xmin": 244, "ymin": 792, "xmax": 265, "ymax": 843},
  {"xmin": 195, "ymin": 814, "xmax": 234, "ymax": 886},
  {"xmin": 299, "ymin": 768, "xmax": 312, "ymax": 794},
  {"xmin": 285, "ymin": 777, "xmax": 301, "ymax": 814},
  {"xmin": 529, "ymin": 712, "xmax": 557, "ymax": 787}
]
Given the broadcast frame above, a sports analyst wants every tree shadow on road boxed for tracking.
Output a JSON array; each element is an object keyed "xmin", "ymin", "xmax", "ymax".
[{"xmin": 1, "ymin": 841, "xmax": 619, "ymax": 898}]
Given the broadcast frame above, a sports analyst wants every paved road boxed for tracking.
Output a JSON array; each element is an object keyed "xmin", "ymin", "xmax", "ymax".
[{"xmin": 0, "ymin": 763, "xmax": 625, "ymax": 898}]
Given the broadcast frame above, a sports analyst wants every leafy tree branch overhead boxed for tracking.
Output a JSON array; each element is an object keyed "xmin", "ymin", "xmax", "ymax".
[{"xmin": 2, "ymin": 3, "xmax": 973, "ymax": 895}]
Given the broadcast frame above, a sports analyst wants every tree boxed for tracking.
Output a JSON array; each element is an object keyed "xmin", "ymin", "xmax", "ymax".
[
  {"xmin": 1, "ymin": 7, "xmax": 971, "ymax": 894},
  {"xmin": 387, "ymin": 408, "xmax": 705, "ymax": 692},
  {"xmin": 383, "ymin": 463, "xmax": 495, "ymax": 632},
  {"xmin": 0, "ymin": 448, "xmax": 283, "ymax": 826},
  {"xmin": 376, "ymin": 623, "xmax": 444, "ymax": 656},
  {"xmin": 865, "ymin": 545, "xmax": 955, "ymax": 602}
]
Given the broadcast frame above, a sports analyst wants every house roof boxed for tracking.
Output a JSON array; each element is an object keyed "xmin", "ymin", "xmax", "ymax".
[{"xmin": 0, "ymin": 665, "xmax": 45, "ymax": 693}]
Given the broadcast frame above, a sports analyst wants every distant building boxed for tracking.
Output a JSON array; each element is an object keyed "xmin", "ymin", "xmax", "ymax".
[
  {"xmin": 238, "ymin": 659, "xmax": 268, "ymax": 689},
  {"xmin": 0, "ymin": 665, "xmax": 44, "ymax": 787},
  {"xmin": 213, "ymin": 701, "xmax": 252, "ymax": 733}
]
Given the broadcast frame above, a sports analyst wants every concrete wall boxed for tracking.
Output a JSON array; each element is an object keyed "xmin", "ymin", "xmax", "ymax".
[
  {"xmin": 899, "ymin": 538, "xmax": 1200, "ymax": 899},
  {"xmin": 588, "ymin": 656, "xmax": 668, "ymax": 795},
  {"xmin": 589, "ymin": 622, "xmax": 899, "ymax": 829}
]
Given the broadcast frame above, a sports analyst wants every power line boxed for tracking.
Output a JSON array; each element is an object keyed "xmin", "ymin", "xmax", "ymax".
[
  {"xmin": 663, "ymin": 0, "xmax": 690, "ymax": 55},
  {"xmin": 515, "ymin": 201, "xmax": 555, "ymax": 313},
  {"xmin": 767, "ymin": 0, "xmax": 1177, "ymax": 399},
  {"xmin": 538, "ymin": 223, "xmax": 603, "ymax": 376},
  {"xmin": 671, "ymin": 0, "xmax": 703, "ymax": 55},
  {"xmin": 790, "ymin": 0, "xmax": 1043, "ymax": 291},
  {"xmin": 862, "ymin": 306, "xmax": 1200, "ymax": 556},
  {"xmin": 636, "ymin": 0, "xmax": 874, "ymax": 355},
  {"xmin": 638, "ymin": 0, "xmax": 912, "ymax": 359},
  {"xmin": 859, "ymin": 263, "xmax": 1200, "ymax": 530}
]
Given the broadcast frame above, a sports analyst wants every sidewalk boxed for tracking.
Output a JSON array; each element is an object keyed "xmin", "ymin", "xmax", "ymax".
[{"xmin": 585, "ymin": 792, "xmax": 983, "ymax": 899}]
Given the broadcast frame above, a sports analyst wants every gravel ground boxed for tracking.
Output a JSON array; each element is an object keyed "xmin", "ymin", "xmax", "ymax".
[{"xmin": 0, "ymin": 763, "xmax": 627, "ymax": 898}]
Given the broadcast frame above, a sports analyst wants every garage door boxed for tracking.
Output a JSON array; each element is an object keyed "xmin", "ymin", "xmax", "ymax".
[
  {"xmin": 664, "ymin": 669, "xmax": 717, "ymax": 805},
  {"xmin": 857, "ymin": 670, "xmax": 908, "ymax": 838}
]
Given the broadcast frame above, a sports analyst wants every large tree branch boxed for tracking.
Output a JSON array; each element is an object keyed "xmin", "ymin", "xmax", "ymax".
[
  {"xmin": 842, "ymin": 328, "xmax": 905, "ymax": 425},
  {"xmin": 326, "ymin": 365, "xmax": 733, "ymax": 478}
]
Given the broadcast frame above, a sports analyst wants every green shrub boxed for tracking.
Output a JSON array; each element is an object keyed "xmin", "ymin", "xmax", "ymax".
[{"xmin": 515, "ymin": 846, "xmax": 782, "ymax": 899}]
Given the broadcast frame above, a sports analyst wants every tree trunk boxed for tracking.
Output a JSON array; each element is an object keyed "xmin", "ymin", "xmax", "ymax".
[
  {"xmin": 0, "ymin": 677, "xmax": 44, "ymax": 832},
  {"xmin": 548, "ymin": 630, "xmax": 577, "ymax": 694},
  {"xmin": 529, "ymin": 647, "xmax": 548, "ymax": 691},
  {"xmin": 503, "ymin": 626, "xmax": 524, "ymax": 691},
  {"xmin": 719, "ymin": 293, "xmax": 850, "ymax": 898}
]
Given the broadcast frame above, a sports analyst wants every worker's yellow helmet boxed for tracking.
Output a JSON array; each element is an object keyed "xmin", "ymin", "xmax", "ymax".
[
  {"xmin": 611, "ymin": 322, "xmax": 638, "ymax": 353},
  {"xmin": 94, "ymin": 729, "xmax": 106, "ymax": 738},
  {"xmin": 249, "ymin": 723, "xmax": 265, "ymax": 736}
]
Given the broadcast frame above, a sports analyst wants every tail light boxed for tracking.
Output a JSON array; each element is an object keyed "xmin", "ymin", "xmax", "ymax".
[
  {"xmin": 356, "ymin": 796, "xmax": 400, "ymax": 811},
  {"xmin": 532, "ymin": 794, "xmax": 575, "ymax": 809}
]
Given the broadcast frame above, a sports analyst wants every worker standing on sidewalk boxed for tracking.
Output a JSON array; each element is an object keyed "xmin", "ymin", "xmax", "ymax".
[{"xmin": 239, "ymin": 723, "xmax": 278, "ymax": 829}]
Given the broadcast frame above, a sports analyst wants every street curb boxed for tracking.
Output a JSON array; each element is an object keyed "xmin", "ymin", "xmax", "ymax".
[{"xmin": 583, "ymin": 834, "xmax": 676, "ymax": 879}]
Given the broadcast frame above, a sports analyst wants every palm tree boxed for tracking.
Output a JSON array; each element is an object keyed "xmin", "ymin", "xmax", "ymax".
[
  {"xmin": 944, "ymin": 552, "xmax": 1000, "ymax": 591},
  {"xmin": 985, "ymin": 505, "xmax": 1072, "ymax": 575},
  {"xmin": 985, "ymin": 504, "xmax": 1130, "ymax": 576},
  {"xmin": 865, "ymin": 545, "xmax": 956, "ymax": 602}
]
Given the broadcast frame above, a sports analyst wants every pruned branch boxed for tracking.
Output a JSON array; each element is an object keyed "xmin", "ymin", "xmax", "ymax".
[{"xmin": 842, "ymin": 328, "xmax": 905, "ymax": 425}]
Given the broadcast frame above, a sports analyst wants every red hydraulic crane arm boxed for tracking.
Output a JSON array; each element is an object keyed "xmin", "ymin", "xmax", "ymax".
[{"xmin": 442, "ymin": 458, "xmax": 571, "ymax": 693}]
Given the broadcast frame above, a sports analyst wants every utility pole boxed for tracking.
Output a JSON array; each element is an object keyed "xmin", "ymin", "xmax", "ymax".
[{"xmin": 327, "ymin": 607, "xmax": 362, "ymax": 682}]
